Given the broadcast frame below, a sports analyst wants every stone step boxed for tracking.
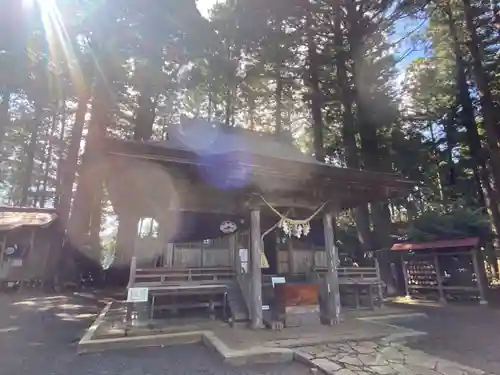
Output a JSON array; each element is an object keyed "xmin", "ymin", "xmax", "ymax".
[{"xmin": 227, "ymin": 286, "xmax": 249, "ymax": 322}]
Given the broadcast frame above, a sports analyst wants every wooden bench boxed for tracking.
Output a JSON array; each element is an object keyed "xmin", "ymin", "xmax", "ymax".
[
  {"xmin": 315, "ymin": 266, "xmax": 383, "ymax": 309},
  {"xmin": 128, "ymin": 264, "xmax": 236, "ymax": 319}
]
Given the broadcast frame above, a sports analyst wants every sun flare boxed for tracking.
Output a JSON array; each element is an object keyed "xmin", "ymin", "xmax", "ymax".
[{"xmin": 25, "ymin": 0, "xmax": 86, "ymax": 92}]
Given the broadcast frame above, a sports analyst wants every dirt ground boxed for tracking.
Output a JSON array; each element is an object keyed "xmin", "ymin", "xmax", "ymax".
[
  {"xmin": 0, "ymin": 292, "xmax": 308, "ymax": 375},
  {"xmin": 383, "ymin": 302, "xmax": 500, "ymax": 374}
]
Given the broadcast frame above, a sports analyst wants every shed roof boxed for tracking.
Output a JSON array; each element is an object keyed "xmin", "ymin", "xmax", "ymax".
[
  {"xmin": 391, "ymin": 237, "xmax": 479, "ymax": 251},
  {"xmin": 0, "ymin": 207, "xmax": 58, "ymax": 231}
]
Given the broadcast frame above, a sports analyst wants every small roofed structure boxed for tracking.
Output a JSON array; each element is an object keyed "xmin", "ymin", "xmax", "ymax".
[
  {"xmin": 391, "ymin": 237, "xmax": 488, "ymax": 304},
  {"xmin": 98, "ymin": 119, "xmax": 415, "ymax": 328},
  {"xmin": 0, "ymin": 206, "xmax": 63, "ymax": 289}
]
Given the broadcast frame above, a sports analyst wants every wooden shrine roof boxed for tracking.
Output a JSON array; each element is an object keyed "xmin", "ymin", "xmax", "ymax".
[
  {"xmin": 102, "ymin": 120, "xmax": 415, "ymax": 214},
  {"xmin": 391, "ymin": 237, "xmax": 479, "ymax": 251},
  {"xmin": 104, "ymin": 121, "xmax": 413, "ymax": 188}
]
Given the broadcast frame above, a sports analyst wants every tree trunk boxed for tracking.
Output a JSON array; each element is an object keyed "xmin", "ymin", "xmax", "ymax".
[
  {"xmin": 20, "ymin": 106, "xmax": 42, "ymax": 206},
  {"xmin": 333, "ymin": 0, "xmax": 373, "ymax": 258},
  {"xmin": 58, "ymin": 93, "xmax": 90, "ymax": 225},
  {"xmin": 344, "ymin": 0, "xmax": 395, "ymax": 292},
  {"xmin": 443, "ymin": 108, "xmax": 458, "ymax": 199},
  {"xmin": 462, "ymin": 0, "xmax": 500, "ymax": 186},
  {"xmin": 68, "ymin": 72, "xmax": 109, "ymax": 252},
  {"xmin": 208, "ymin": 84, "xmax": 213, "ymax": 122},
  {"xmin": 275, "ymin": 69, "xmax": 283, "ymax": 135},
  {"xmin": 306, "ymin": 9, "xmax": 324, "ymax": 162},
  {"xmin": 0, "ymin": 90, "xmax": 10, "ymax": 152},
  {"xmin": 89, "ymin": 185, "xmax": 102, "ymax": 253},
  {"xmin": 54, "ymin": 98, "xmax": 67, "ymax": 207},
  {"xmin": 371, "ymin": 202, "xmax": 397, "ymax": 294},
  {"xmin": 446, "ymin": 1, "xmax": 500, "ymax": 273},
  {"xmin": 225, "ymin": 88, "xmax": 232, "ymax": 126},
  {"xmin": 133, "ymin": 59, "xmax": 160, "ymax": 141},
  {"xmin": 40, "ymin": 106, "xmax": 58, "ymax": 208}
]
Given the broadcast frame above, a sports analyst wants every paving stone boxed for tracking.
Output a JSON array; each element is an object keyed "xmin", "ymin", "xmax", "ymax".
[
  {"xmin": 318, "ymin": 345, "xmax": 333, "ymax": 352},
  {"xmin": 296, "ymin": 351, "xmax": 315, "ymax": 361},
  {"xmin": 357, "ymin": 341, "xmax": 378, "ymax": 349},
  {"xmin": 317, "ymin": 352, "xmax": 334, "ymax": 358},
  {"xmin": 353, "ymin": 345, "xmax": 376, "ymax": 354},
  {"xmin": 403, "ymin": 350, "xmax": 438, "ymax": 369},
  {"xmin": 387, "ymin": 363, "xmax": 415, "ymax": 375},
  {"xmin": 334, "ymin": 369, "xmax": 358, "ymax": 375},
  {"xmin": 310, "ymin": 347, "xmax": 330, "ymax": 356},
  {"xmin": 357, "ymin": 354, "xmax": 382, "ymax": 366},
  {"xmin": 328, "ymin": 352, "xmax": 346, "ymax": 361},
  {"xmin": 338, "ymin": 356, "xmax": 364, "ymax": 367},
  {"xmin": 337, "ymin": 343, "xmax": 355, "ymax": 352},
  {"xmin": 301, "ymin": 347, "xmax": 318, "ymax": 355},
  {"xmin": 344, "ymin": 364, "xmax": 364, "ymax": 371},
  {"xmin": 312, "ymin": 358, "xmax": 343, "ymax": 374},
  {"xmin": 406, "ymin": 364, "xmax": 441, "ymax": 375},
  {"xmin": 368, "ymin": 365, "xmax": 398, "ymax": 374},
  {"xmin": 378, "ymin": 347, "xmax": 405, "ymax": 362}
]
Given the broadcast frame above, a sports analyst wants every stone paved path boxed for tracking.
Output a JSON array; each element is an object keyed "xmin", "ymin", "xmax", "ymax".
[{"xmin": 295, "ymin": 340, "xmax": 492, "ymax": 375}]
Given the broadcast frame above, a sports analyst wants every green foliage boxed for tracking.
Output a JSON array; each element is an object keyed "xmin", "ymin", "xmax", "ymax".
[{"xmin": 404, "ymin": 204, "xmax": 493, "ymax": 242}]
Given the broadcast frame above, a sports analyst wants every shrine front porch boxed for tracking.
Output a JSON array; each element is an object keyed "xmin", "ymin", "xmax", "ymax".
[{"xmin": 78, "ymin": 299, "xmax": 426, "ymax": 362}]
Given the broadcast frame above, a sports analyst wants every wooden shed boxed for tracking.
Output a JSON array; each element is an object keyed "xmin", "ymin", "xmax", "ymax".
[
  {"xmin": 392, "ymin": 238, "xmax": 488, "ymax": 304},
  {"xmin": 0, "ymin": 206, "xmax": 63, "ymax": 288}
]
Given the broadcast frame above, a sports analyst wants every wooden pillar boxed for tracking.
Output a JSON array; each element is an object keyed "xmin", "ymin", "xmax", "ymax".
[
  {"xmin": 433, "ymin": 252, "xmax": 446, "ymax": 304},
  {"xmin": 287, "ymin": 237, "xmax": 295, "ymax": 275},
  {"xmin": 401, "ymin": 254, "xmax": 410, "ymax": 298},
  {"xmin": 116, "ymin": 212, "xmax": 139, "ymax": 267},
  {"xmin": 128, "ymin": 256, "xmax": 137, "ymax": 287},
  {"xmin": 229, "ymin": 233, "xmax": 239, "ymax": 274},
  {"xmin": 374, "ymin": 256, "xmax": 383, "ymax": 307},
  {"xmin": 323, "ymin": 210, "xmax": 341, "ymax": 325},
  {"xmin": 250, "ymin": 208, "xmax": 263, "ymax": 329},
  {"xmin": 471, "ymin": 248, "xmax": 488, "ymax": 305},
  {"xmin": 0, "ymin": 233, "xmax": 6, "ymax": 265}
]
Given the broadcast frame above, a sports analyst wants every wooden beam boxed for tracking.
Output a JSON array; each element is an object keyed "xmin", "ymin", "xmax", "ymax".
[
  {"xmin": 433, "ymin": 252, "xmax": 446, "ymax": 304},
  {"xmin": 250, "ymin": 208, "xmax": 264, "ymax": 329},
  {"xmin": 288, "ymin": 237, "xmax": 295, "ymax": 275},
  {"xmin": 471, "ymin": 248, "xmax": 488, "ymax": 305},
  {"xmin": 229, "ymin": 234, "xmax": 239, "ymax": 274},
  {"xmin": 323, "ymin": 210, "xmax": 341, "ymax": 325}
]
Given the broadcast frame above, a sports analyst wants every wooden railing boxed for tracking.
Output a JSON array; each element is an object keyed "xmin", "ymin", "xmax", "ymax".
[
  {"xmin": 128, "ymin": 257, "xmax": 235, "ymax": 288},
  {"xmin": 314, "ymin": 266, "xmax": 381, "ymax": 283},
  {"xmin": 134, "ymin": 267, "xmax": 234, "ymax": 285}
]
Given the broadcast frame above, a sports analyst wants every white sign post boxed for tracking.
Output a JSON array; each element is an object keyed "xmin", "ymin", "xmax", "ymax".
[{"xmin": 127, "ymin": 287, "xmax": 149, "ymax": 303}]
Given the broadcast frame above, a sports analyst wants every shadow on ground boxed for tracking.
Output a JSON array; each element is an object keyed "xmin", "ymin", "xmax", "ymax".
[
  {"xmin": 383, "ymin": 303, "xmax": 500, "ymax": 374},
  {"xmin": 0, "ymin": 292, "xmax": 308, "ymax": 375}
]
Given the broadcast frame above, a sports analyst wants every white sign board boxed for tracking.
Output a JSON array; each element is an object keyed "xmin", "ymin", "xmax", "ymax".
[
  {"xmin": 11, "ymin": 259, "xmax": 23, "ymax": 267},
  {"xmin": 239, "ymin": 248, "xmax": 248, "ymax": 262},
  {"xmin": 127, "ymin": 287, "xmax": 149, "ymax": 302},
  {"xmin": 271, "ymin": 276, "xmax": 286, "ymax": 287}
]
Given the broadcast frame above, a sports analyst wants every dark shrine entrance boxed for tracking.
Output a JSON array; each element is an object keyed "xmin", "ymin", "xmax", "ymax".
[{"xmin": 263, "ymin": 234, "xmax": 277, "ymax": 275}]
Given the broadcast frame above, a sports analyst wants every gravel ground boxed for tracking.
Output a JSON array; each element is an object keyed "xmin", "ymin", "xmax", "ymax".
[
  {"xmin": 384, "ymin": 303, "xmax": 500, "ymax": 374},
  {"xmin": 0, "ymin": 293, "xmax": 308, "ymax": 375}
]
